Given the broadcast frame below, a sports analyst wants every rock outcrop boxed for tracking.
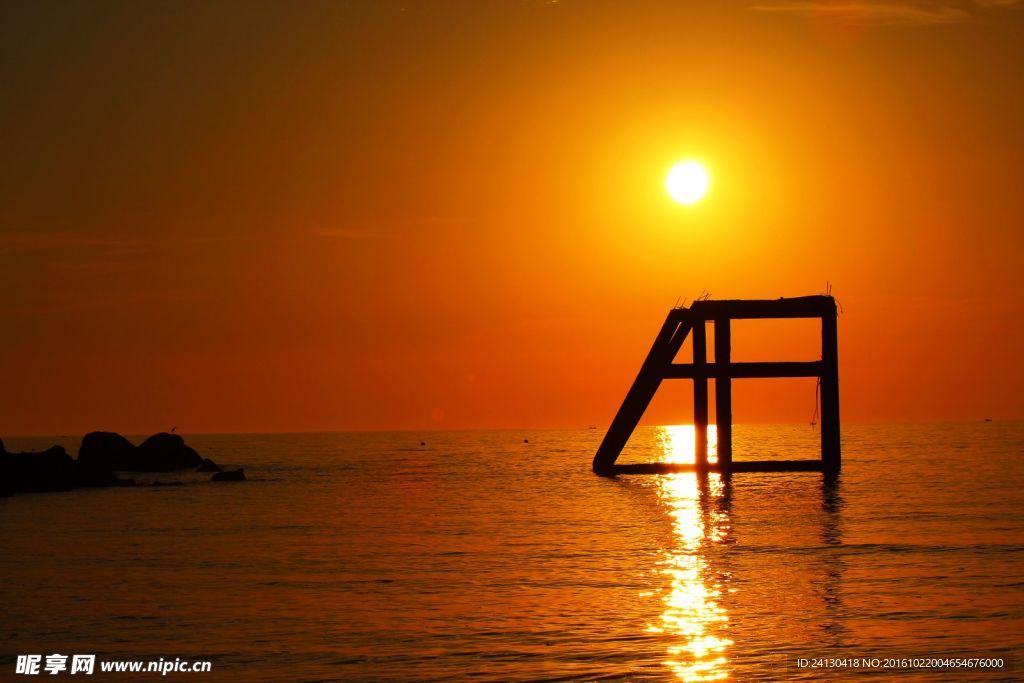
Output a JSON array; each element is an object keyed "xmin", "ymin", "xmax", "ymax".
[
  {"xmin": 78, "ymin": 432, "xmax": 136, "ymax": 470},
  {"xmin": 79, "ymin": 431, "xmax": 203, "ymax": 472},
  {"xmin": 2, "ymin": 432, "xmax": 240, "ymax": 495},
  {"xmin": 0, "ymin": 438, "xmax": 8, "ymax": 496},
  {"xmin": 2, "ymin": 445, "xmax": 78, "ymax": 492},
  {"xmin": 136, "ymin": 433, "xmax": 203, "ymax": 471},
  {"xmin": 211, "ymin": 468, "xmax": 246, "ymax": 482},
  {"xmin": 196, "ymin": 457, "xmax": 221, "ymax": 472},
  {"xmin": 2, "ymin": 444, "xmax": 131, "ymax": 493}
]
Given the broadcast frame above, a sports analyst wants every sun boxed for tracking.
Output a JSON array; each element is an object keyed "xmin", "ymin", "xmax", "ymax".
[{"xmin": 666, "ymin": 160, "xmax": 710, "ymax": 205}]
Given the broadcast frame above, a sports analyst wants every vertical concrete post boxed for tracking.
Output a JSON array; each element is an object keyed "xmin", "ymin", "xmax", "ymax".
[
  {"xmin": 692, "ymin": 320, "xmax": 709, "ymax": 468},
  {"xmin": 821, "ymin": 307, "xmax": 841, "ymax": 476},
  {"xmin": 714, "ymin": 318, "xmax": 732, "ymax": 469}
]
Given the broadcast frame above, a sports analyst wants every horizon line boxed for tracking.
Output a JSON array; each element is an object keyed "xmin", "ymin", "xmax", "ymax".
[{"xmin": 1, "ymin": 417, "xmax": 1018, "ymax": 441}]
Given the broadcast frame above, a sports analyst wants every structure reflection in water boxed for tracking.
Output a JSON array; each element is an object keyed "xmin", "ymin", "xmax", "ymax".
[{"xmin": 648, "ymin": 425, "xmax": 733, "ymax": 681}]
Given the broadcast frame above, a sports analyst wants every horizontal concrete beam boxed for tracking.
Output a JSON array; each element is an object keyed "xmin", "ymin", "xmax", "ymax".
[
  {"xmin": 663, "ymin": 361, "xmax": 823, "ymax": 379},
  {"xmin": 605, "ymin": 460, "xmax": 825, "ymax": 475},
  {"xmin": 670, "ymin": 296, "xmax": 836, "ymax": 321}
]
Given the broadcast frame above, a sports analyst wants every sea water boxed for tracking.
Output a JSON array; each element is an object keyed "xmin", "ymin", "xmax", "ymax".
[{"xmin": 1, "ymin": 422, "xmax": 1021, "ymax": 681}]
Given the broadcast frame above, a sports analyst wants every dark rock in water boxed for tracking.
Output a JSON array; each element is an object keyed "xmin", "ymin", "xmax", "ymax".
[
  {"xmin": 3, "ymin": 446, "xmax": 79, "ymax": 492},
  {"xmin": 1, "ymin": 439, "xmax": 12, "ymax": 497},
  {"xmin": 196, "ymin": 457, "xmax": 221, "ymax": 472},
  {"xmin": 211, "ymin": 468, "xmax": 246, "ymax": 482},
  {"xmin": 2, "ymin": 430, "xmax": 234, "ymax": 495},
  {"xmin": 78, "ymin": 431, "xmax": 137, "ymax": 471},
  {"xmin": 1, "ymin": 435, "xmax": 134, "ymax": 493},
  {"xmin": 74, "ymin": 460, "xmax": 133, "ymax": 488},
  {"xmin": 137, "ymin": 433, "xmax": 203, "ymax": 471},
  {"xmin": 78, "ymin": 431, "xmax": 203, "ymax": 472},
  {"xmin": 0, "ymin": 438, "xmax": 10, "ymax": 495}
]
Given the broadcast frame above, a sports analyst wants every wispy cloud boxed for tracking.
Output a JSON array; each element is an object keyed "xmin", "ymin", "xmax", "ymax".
[{"xmin": 751, "ymin": 0, "xmax": 1019, "ymax": 26}]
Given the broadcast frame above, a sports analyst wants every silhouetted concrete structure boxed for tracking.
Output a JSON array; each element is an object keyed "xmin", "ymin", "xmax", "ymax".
[{"xmin": 593, "ymin": 295, "xmax": 840, "ymax": 477}]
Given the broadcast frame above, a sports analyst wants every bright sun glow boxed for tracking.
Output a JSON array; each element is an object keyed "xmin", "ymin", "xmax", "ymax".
[{"xmin": 666, "ymin": 160, "xmax": 710, "ymax": 205}]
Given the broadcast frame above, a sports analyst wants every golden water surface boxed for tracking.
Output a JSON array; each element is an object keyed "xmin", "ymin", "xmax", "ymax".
[{"xmin": 1, "ymin": 422, "xmax": 1021, "ymax": 681}]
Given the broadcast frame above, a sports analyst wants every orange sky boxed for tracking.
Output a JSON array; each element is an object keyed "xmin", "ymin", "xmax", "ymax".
[{"xmin": 1, "ymin": 1, "xmax": 1022, "ymax": 435}]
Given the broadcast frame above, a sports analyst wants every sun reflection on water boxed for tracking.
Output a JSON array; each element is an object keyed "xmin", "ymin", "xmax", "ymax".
[
  {"xmin": 658, "ymin": 424, "xmax": 718, "ymax": 464},
  {"xmin": 648, "ymin": 425, "xmax": 732, "ymax": 681}
]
